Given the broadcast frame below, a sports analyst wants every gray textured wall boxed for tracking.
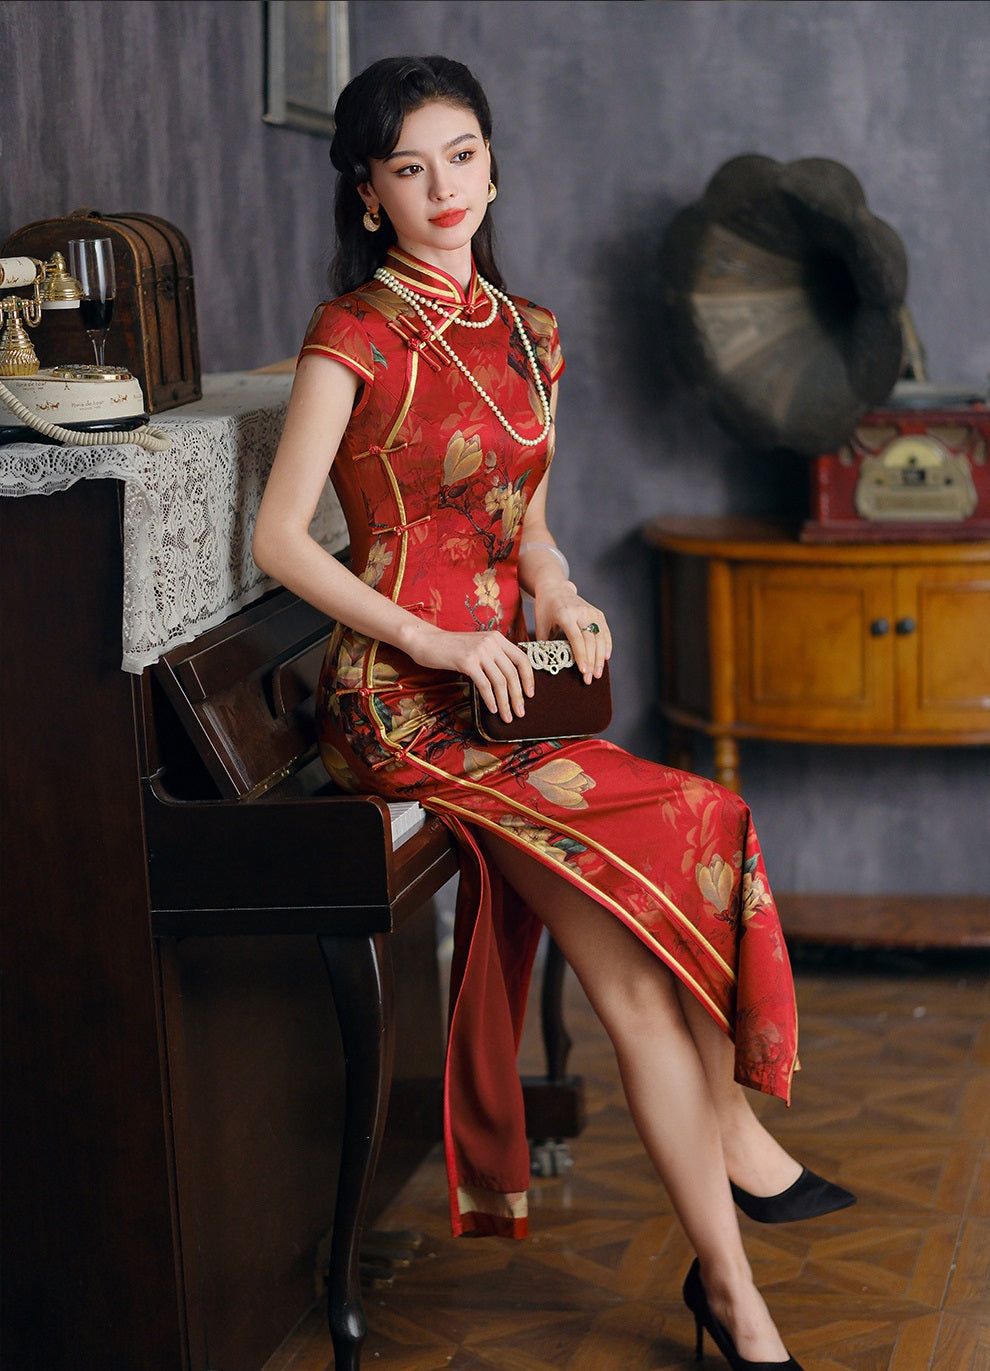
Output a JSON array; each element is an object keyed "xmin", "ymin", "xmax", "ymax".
[
  {"xmin": 2, "ymin": 0, "xmax": 988, "ymax": 896},
  {"xmin": 0, "ymin": 0, "xmax": 336, "ymax": 368}
]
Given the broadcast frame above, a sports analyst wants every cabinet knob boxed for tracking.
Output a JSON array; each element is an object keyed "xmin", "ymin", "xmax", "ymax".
[
  {"xmin": 870, "ymin": 618, "xmax": 890, "ymax": 637},
  {"xmin": 896, "ymin": 616, "xmax": 917, "ymax": 635}
]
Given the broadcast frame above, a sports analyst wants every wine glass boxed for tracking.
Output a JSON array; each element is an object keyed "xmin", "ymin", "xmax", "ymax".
[{"xmin": 67, "ymin": 237, "xmax": 116, "ymax": 368}]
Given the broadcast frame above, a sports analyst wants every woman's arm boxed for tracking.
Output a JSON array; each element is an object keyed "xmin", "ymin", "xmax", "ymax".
[
  {"xmin": 252, "ymin": 354, "xmax": 535, "ymax": 722},
  {"xmin": 517, "ymin": 403, "xmax": 612, "ymax": 683}
]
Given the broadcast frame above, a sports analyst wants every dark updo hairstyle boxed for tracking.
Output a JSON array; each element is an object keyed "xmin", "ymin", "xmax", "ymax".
[{"xmin": 328, "ymin": 55, "xmax": 504, "ymax": 295}]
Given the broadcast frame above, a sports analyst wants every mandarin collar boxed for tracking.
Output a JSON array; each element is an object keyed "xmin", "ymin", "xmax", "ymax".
[{"xmin": 383, "ymin": 247, "xmax": 486, "ymax": 310}]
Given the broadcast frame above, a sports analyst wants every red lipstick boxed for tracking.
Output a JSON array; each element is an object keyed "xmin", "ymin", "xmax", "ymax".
[{"xmin": 430, "ymin": 209, "xmax": 467, "ymax": 228}]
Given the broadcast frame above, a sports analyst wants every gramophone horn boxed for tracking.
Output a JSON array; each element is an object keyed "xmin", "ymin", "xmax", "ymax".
[{"xmin": 660, "ymin": 154, "xmax": 908, "ymax": 455}]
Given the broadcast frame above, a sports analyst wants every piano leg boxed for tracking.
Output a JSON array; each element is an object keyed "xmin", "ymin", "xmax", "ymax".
[
  {"xmin": 317, "ymin": 930, "xmax": 394, "ymax": 1371},
  {"xmin": 522, "ymin": 934, "xmax": 586, "ymax": 1174},
  {"xmin": 541, "ymin": 935, "xmax": 572, "ymax": 1081}
]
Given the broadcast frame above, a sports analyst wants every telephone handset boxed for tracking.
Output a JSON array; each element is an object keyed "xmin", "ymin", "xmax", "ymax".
[{"xmin": 0, "ymin": 254, "xmax": 169, "ymax": 452}]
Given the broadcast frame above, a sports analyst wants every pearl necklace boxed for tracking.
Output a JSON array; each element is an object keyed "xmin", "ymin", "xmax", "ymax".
[{"xmin": 373, "ymin": 266, "xmax": 552, "ymax": 448}]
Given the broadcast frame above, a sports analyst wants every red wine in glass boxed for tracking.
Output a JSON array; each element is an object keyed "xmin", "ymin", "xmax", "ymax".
[
  {"xmin": 67, "ymin": 237, "xmax": 116, "ymax": 367},
  {"xmin": 79, "ymin": 297, "xmax": 114, "ymax": 334}
]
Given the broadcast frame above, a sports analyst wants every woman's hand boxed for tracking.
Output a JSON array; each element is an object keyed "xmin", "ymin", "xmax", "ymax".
[
  {"xmin": 533, "ymin": 583, "xmax": 611, "ymax": 683},
  {"xmin": 403, "ymin": 624, "xmax": 535, "ymax": 723}
]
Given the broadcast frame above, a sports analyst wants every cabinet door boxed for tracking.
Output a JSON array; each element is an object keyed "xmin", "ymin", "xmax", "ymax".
[
  {"xmin": 735, "ymin": 564, "xmax": 895, "ymax": 735},
  {"xmin": 895, "ymin": 564, "xmax": 990, "ymax": 734}
]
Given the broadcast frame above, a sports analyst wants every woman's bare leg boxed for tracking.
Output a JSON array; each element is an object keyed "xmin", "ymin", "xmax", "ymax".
[
  {"xmin": 674, "ymin": 982, "xmax": 803, "ymax": 1198},
  {"xmin": 481, "ymin": 833, "xmax": 791, "ymax": 1362}
]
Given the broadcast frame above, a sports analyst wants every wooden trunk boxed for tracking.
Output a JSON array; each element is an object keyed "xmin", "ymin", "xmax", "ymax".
[{"xmin": 2, "ymin": 208, "xmax": 201, "ymax": 412}]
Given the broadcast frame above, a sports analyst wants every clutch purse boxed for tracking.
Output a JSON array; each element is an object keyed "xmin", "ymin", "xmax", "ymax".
[{"xmin": 471, "ymin": 639, "xmax": 612, "ymax": 743}]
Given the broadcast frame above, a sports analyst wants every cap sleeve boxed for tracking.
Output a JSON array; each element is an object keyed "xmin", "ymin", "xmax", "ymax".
[
  {"xmin": 519, "ymin": 301, "xmax": 565, "ymax": 386},
  {"xmin": 546, "ymin": 313, "xmax": 565, "ymax": 385},
  {"xmin": 299, "ymin": 301, "xmax": 375, "ymax": 384}
]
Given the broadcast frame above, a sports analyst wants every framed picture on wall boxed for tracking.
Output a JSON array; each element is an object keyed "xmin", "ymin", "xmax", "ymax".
[{"xmin": 264, "ymin": 1, "xmax": 350, "ymax": 135}]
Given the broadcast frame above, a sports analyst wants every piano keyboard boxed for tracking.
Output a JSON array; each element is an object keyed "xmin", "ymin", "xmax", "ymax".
[{"xmin": 387, "ymin": 800, "xmax": 426, "ymax": 847}]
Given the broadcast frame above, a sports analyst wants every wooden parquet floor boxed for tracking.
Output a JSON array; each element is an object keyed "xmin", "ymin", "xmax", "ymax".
[{"xmin": 265, "ymin": 943, "xmax": 990, "ymax": 1371}]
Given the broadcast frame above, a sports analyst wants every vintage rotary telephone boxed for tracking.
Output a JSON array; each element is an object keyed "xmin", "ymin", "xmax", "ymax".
[{"xmin": 0, "ymin": 253, "xmax": 168, "ymax": 451}]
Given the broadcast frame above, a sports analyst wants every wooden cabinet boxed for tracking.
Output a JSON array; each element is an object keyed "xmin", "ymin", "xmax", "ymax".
[{"xmin": 642, "ymin": 517, "xmax": 990, "ymax": 791}]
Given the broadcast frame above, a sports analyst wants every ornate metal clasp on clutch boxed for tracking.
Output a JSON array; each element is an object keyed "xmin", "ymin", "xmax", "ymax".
[
  {"xmin": 519, "ymin": 640, "xmax": 575, "ymax": 674},
  {"xmin": 473, "ymin": 638, "xmax": 611, "ymax": 742}
]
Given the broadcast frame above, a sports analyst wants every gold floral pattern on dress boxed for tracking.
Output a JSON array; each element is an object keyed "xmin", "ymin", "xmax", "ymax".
[
  {"xmin": 528, "ymin": 757, "xmax": 597, "ymax": 810},
  {"xmin": 353, "ymin": 286, "xmax": 405, "ymax": 321},
  {"xmin": 741, "ymin": 855, "xmax": 773, "ymax": 924},
  {"xmin": 441, "ymin": 533, "xmax": 478, "ymax": 563},
  {"xmin": 443, "ymin": 431, "xmax": 484, "ymax": 486},
  {"xmin": 334, "ymin": 632, "xmax": 373, "ymax": 690},
  {"xmin": 367, "ymin": 661, "xmax": 401, "ymax": 694},
  {"xmin": 472, "ymin": 567, "xmax": 502, "ymax": 622},
  {"xmin": 382, "ymin": 692, "xmax": 433, "ymax": 744},
  {"xmin": 696, "ymin": 852, "xmax": 735, "ymax": 914},
  {"xmin": 463, "ymin": 746, "xmax": 502, "ymax": 778},
  {"xmin": 320, "ymin": 744, "xmax": 361, "ymax": 790},
  {"xmin": 360, "ymin": 538, "xmax": 394, "ymax": 588},
  {"xmin": 484, "ymin": 480, "xmax": 528, "ymax": 543},
  {"xmin": 497, "ymin": 814, "xmax": 579, "ymax": 865}
]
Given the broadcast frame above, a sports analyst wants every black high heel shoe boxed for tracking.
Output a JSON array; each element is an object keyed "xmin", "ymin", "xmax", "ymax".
[
  {"xmin": 682, "ymin": 1258, "xmax": 802, "ymax": 1370},
  {"xmin": 730, "ymin": 1167, "xmax": 856, "ymax": 1224}
]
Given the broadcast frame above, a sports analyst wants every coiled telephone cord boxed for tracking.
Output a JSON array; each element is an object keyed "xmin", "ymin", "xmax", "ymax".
[{"xmin": 0, "ymin": 378, "xmax": 171, "ymax": 452}]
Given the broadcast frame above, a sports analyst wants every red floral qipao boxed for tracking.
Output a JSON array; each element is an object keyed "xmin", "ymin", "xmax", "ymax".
[{"xmin": 303, "ymin": 248, "xmax": 798, "ymax": 1239}]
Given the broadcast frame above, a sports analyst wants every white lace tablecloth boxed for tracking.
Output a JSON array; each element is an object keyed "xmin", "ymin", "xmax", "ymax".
[{"xmin": 0, "ymin": 372, "xmax": 348, "ymax": 671}]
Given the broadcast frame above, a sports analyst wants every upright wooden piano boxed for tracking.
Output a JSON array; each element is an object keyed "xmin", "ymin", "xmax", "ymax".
[
  {"xmin": 0, "ymin": 375, "xmax": 463, "ymax": 1371},
  {"xmin": 0, "ymin": 468, "xmax": 462, "ymax": 1371}
]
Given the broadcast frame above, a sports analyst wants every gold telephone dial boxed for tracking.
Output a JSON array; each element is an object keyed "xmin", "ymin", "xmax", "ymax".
[{"xmin": 0, "ymin": 254, "xmax": 168, "ymax": 452}]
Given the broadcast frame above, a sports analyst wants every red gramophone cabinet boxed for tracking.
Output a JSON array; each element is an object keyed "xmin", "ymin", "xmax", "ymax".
[{"xmin": 803, "ymin": 396, "xmax": 990, "ymax": 543}]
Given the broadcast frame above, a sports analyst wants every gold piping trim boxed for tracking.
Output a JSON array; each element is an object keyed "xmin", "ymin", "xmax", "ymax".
[
  {"xmin": 358, "ymin": 350, "xmax": 424, "ymax": 697},
  {"xmin": 377, "ymin": 351, "xmax": 420, "ymax": 593},
  {"xmin": 388, "ymin": 248, "xmax": 481, "ymax": 306},
  {"xmin": 299, "ymin": 343, "xmax": 375, "ymax": 382}
]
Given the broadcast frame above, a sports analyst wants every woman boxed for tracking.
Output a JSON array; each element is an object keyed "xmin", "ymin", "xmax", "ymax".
[{"xmin": 253, "ymin": 55, "xmax": 854, "ymax": 1371}]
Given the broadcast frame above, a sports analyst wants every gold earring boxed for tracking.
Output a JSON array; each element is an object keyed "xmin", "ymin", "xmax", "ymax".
[
  {"xmin": 362, "ymin": 209, "xmax": 381, "ymax": 232},
  {"xmin": 487, "ymin": 181, "xmax": 498, "ymax": 203}
]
